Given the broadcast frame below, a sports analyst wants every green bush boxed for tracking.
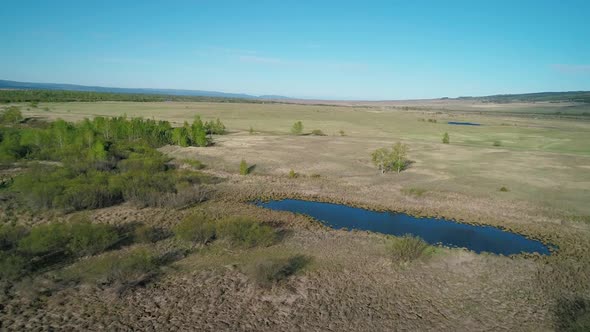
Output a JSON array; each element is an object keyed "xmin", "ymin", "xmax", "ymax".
[
  {"xmin": 0, "ymin": 252, "xmax": 28, "ymax": 280},
  {"xmin": 216, "ymin": 216, "xmax": 276, "ymax": 248},
  {"xmin": 386, "ymin": 235, "xmax": 433, "ymax": 263},
  {"xmin": 18, "ymin": 221, "xmax": 119, "ymax": 257},
  {"xmin": 66, "ymin": 221, "xmax": 120, "ymax": 257},
  {"xmin": 182, "ymin": 159, "xmax": 205, "ymax": 170},
  {"xmin": 239, "ymin": 159, "xmax": 249, "ymax": 175},
  {"xmin": 249, "ymin": 255, "xmax": 311, "ymax": 287},
  {"xmin": 339, "ymin": 130, "xmax": 345, "ymax": 136},
  {"xmin": 0, "ymin": 224, "xmax": 28, "ymax": 251},
  {"xmin": 62, "ymin": 248, "xmax": 158, "ymax": 285},
  {"xmin": 291, "ymin": 121, "xmax": 303, "ymax": 135},
  {"xmin": 442, "ymin": 132, "xmax": 450, "ymax": 144},
  {"xmin": 499, "ymin": 186, "xmax": 509, "ymax": 192},
  {"xmin": 18, "ymin": 222, "xmax": 71, "ymax": 255},
  {"xmin": 493, "ymin": 140, "xmax": 502, "ymax": 147},
  {"xmin": 174, "ymin": 214, "xmax": 216, "ymax": 244},
  {"xmin": 311, "ymin": 129, "xmax": 325, "ymax": 136},
  {"xmin": 289, "ymin": 169, "xmax": 298, "ymax": 178},
  {"xmin": 133, "ymin": 224, "xmax": 162, "ymax": 243},
  {"xmin": 0, "ymin": 106, "xmax": 23, "ymax": 124}
]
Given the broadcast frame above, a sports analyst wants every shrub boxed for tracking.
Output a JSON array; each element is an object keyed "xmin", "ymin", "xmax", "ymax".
[
  {"xmin": 216, "ymin": 216, "xmax": 276, "ymax": 248},
  {"xmin": 311, "ymin": 129, "xmax": 326, "ymax": 136},
  {"xmin": 205, "ymin": 118, "xmax": 226, "ymax": 135},
  {"xmin": 174, "ymin": 214, "xmax": 216, "ymax": 244},
  {"xmin": 339, "ymin": 130, "xmax": 346, "ymax": 136},
  {"xmin": 0, "ymin": 252, "xmax": 28, "ymax": 280},
  {"xmin": 493, "ymin": 140, "xmax": 502, "ymax": 147},
  {"xmin": 182, "ymin": 159, "xmax": 205, "ymax": 170},
  {"xmin": 499, "ymin": 186, "xmax": 509, "ymax": 192},
  {"xmin": 310, "ymin": 173, "xmax": 321, "ymax": 178},
  {"xmin": 62, "ymin": 248, "xmax": 158, "ymax": 285},
  {"xmin": 239, "ymin": 159, "xmax": 249, "ymax": 175},
  {"xmin": 145, "ymin": 185, "xmax": 210, "ymax": 208},
  {"xmin": 289, "ymin": 169, "xmax": 298, "ymax": 178},
  {"xmin": 0, "ymin": 106, "xmax": 23, "ymax": 124},
  {"xmin": 18, "ymin": 220, "xmax": 119, "ymax": 257},
  {"xmin": 133, "ymin": 224, "xmax": 163, "ymax": 243},
  {"xmin": 442, "ymin": 132, "xmax": 450, "ymax": 144},
  {"xmin": 66, "ymin": 221, "xmax": 120, "ymax": 257},
  {"xmin": 249, "ymin": 126, "xmax": 255, "ymax": 135},
  {"xmin": 554, "ymin": 296, "xmax": 590, "ymax": 332},
  {"xmin": 387, "ymin": 235, "xmax": 433, "ymax": 263},
  {"xmin": 0, "ymin": 223, "xmax": 28, "ymax": 251},
  {"xmin": 18, "ymin": 223, "xmax": 71, "ymax": 255},
  {"xmin": 249, "ymin": 255, "xmax": 311, "ymax": 287},
  {"xmin": 114, "ymin": 171, "xmax": 176, "ymax": 207},
  {"xmin": 291, "ymin": 121, "xmax": 303, "ymax": 135}
]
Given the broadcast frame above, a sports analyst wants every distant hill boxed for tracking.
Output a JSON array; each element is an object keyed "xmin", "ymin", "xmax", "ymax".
[
  {"xmin": 458, "ymin": 91, "xmax": 590, "ymax": 103},
  {"xmin": 0, "ymin": 79, "xmax": 291, "ymax": 100}
]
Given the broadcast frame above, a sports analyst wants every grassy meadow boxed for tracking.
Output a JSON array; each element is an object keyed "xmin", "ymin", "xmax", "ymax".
[{"xmin": 21, "ymin": 100, "xmax": 590, "ymax": 216}]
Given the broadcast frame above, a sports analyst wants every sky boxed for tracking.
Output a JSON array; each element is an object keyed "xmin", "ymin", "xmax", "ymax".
[{"xmin": 1, "ymin": 0, "xmax": 589, "ymax": 100}]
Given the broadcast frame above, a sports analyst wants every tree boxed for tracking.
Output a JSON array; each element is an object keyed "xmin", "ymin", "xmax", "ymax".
[
  {"xmin": 442, "ymin": 132, "xmax": 450, "ymax": 144},
  {"xmin": 392, "ymin": 142, "xmax": 409, "ymax": 173},
  {"xmin": 371, "ymin": 148, "xmax": 390, "ymax": 174},
  {"xmin": 371, "ymin": 142, "xmax": 409, "ymax": 174},
  {"xmin": 239, "ymin": 159, "xmax": 249, "ymax": 175},
  {"xmin": 172, "ymin": 127, "xmax": 190, "ymax": 147},
  {"xmin": 191, "ymin": 117, "xmax": 209, "ymax": 147},
  {"xmin": 291, "ymin": 121, "xmax": 303, "ymax": 135}
]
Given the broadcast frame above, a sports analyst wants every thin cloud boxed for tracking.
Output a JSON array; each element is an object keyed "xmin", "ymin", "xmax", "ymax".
[
  {"xmin": 99, "ymin": 57, "xmax": 154, "ymax": 65},
  {"xmin": 237, "ymin": 55, "xmax": 368, "ymax": 72},
  {"xmin": 551, "ymin": 64, "xmax": 590, "ymax": 74},
  {"xmin": 238, "ymin": 55, "xmax": 286, "ymax": 64}
]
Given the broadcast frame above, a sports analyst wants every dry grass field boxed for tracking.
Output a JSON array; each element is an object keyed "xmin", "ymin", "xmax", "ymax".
[{"xmin": 2, "ymin": 100, "xmax": 589, "ymax": 331}]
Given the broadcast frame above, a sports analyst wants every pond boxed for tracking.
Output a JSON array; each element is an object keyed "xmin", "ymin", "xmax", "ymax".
[
  {"xmin": 254, "ymin": 199, "xmax": 551, "ymax": 255},
  {"xmin": 448, "ymin": 121, "xmax": 481, "ymax": 126}
]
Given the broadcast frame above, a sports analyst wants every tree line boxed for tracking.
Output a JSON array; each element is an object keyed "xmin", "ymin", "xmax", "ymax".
[{"xmin": 0, "ymin": 89, "xmax": 277, "ymax": 104}]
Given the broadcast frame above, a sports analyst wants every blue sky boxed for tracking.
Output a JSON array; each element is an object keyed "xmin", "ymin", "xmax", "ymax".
[{"xmin": 1, "ymin": 1, "xmax": 589, "ymax": 100}]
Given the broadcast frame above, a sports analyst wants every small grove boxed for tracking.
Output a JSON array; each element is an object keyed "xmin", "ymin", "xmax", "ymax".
[{"xmin": 0, "ymin": 108, "xmax": 226, "ymax": 212}]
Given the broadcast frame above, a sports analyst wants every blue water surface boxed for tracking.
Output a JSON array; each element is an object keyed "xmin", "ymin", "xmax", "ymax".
[
  {"xmin": 448, "ymin": 121, "xmax": 481, "ymax": 126},
  {"xmin": 254, "ymin": 199, "xmax": 550, "ymax": 255}
]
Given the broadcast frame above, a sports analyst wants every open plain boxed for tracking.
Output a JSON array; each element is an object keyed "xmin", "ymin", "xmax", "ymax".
[{"xmin": 2, "ymin": 99, "xmax": 590, "ymax": 331}]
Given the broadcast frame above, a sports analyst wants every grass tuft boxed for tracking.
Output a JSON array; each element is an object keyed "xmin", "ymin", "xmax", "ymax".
[
  {"xmin": 386, "ymin": 235, "xmax": 434, "ymax": 263},
  {"xmin": 216, "ymin": 216, "xmax": 276, "ymax": 248},
  {"xmin": 401, "ymin": 187, "xmax": 427, "ymax": 197},
  {"xmin": 248, "ymin": 254, "xmax": 311, "ymax": 287}
]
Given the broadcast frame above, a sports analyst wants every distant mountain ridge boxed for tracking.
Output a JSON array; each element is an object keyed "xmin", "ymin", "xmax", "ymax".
[
  {"xmin": 0, "ymin": 79, "xmax": 291, "ymax": 100},
  {"xmin": 1, "ymin": 79, "xmax": 588, "ymax": 103}
]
